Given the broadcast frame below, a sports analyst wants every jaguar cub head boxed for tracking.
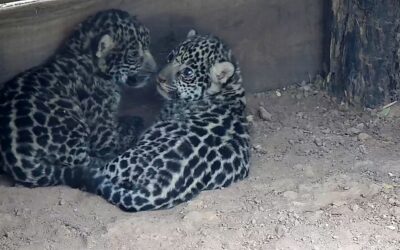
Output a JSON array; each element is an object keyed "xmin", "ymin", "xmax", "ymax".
[
  {"xmin": 94, "ymin": 10, "xmax": 157, "ymax": 88},
  {"xmin": 157, "ymin": 30, "xmax": 237, "ymax": 101}
]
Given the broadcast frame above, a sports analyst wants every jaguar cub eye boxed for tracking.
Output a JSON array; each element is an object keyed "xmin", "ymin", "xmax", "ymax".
[
  {"xmin": 181, "ymin": 67, "xmax": 194, "ymax": 78},
  {"xmin": 130, "ymin": 51, "xmax": 138, "ymax": 57}
]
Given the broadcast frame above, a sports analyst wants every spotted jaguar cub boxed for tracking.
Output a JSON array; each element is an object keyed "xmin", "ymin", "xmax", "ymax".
[
  {"xmin": 85, "ymin": 30, "xmax": 251, "ymax": 212},
  {"xmin": 0, "ymin": 9, "xmax": 156, "ymax": 187}
]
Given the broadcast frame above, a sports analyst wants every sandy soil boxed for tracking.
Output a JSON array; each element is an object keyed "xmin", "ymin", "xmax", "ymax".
[{"xmin": 0, "ymin": 83, "xmax": 399, "ymax": 250}]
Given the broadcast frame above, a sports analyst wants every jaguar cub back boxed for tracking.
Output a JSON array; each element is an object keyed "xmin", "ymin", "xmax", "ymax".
[
  {"xmin": 0, "ymin": 9, "xmax": 156, "ymax": 187},
  {"xmin": 84, "ymin": 30, "xmax": 251, "ymax": 212}
]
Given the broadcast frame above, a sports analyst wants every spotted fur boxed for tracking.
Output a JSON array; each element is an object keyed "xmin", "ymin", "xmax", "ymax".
[
  {"xmin": 84, "ymin": 31, "xmax": 251, "ymax": 212},
  {"xmin": 0, "ymin": 9, "xmax": 156, "ymax": 187}
]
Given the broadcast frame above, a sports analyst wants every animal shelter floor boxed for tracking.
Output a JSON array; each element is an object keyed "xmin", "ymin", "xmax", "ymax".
[{"xmin": 0, "ymin": 84, "xmax": 399, "ymax": 250}]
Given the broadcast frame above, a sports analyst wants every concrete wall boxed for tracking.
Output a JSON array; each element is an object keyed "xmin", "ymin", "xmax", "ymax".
[{"xmin": 0, "ymin": 0, "xmax": 326, "ymax": 92}]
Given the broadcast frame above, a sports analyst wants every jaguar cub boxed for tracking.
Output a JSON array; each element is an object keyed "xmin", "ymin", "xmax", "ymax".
[
  {"xmin": 0, "ymin": 9, "xmax": 156, "ymax": 187},
  {"xmin": 85, "ymin": 30, "xmax": 251, "ymax": 212}
]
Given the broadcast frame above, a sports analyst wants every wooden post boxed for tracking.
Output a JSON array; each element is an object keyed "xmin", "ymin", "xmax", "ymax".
[{"xmin": 329, "ymin": 0, "xmax": 400, "ymax": 108}]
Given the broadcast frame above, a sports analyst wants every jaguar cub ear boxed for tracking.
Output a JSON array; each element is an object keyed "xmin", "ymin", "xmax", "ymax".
[
  {"xmin": 186, "ymin": 29, "xmax": 197, "ymax": 38},
  {"xmin": 210, "ymin": 62, "xmax": 235, "ymax": 84},
  {"xmin": 96, "ymin": 34, "xmax": 115, "ymax": 58}
]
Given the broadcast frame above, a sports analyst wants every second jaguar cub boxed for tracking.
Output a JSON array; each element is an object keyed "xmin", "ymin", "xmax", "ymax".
[{"xmin": 0, "ymin": 10, "xmax": 156, "ymax": 188}]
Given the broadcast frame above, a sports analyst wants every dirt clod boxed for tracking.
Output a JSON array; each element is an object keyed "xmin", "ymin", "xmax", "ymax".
[{"xmin": 258, "ymin": 106, "xmax": 272, "ymax": 121}]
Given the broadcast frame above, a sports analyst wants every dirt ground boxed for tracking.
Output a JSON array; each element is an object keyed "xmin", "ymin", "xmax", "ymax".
[{"xmin": 0, "ymin": 82, "xmax": 399, "ymax": 250}]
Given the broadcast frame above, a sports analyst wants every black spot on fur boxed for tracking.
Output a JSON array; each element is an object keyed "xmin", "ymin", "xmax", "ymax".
[
  {"xmin": 193, "ymin": 120, "xmax": 207, "ymax": 127},
  {"xmin": 159, "ymin": 169, "xmax": 173, "ymax": 180},
  {"xmin": 120, "ymin": 160, "xmax": 128, "ymax": 169},
  {"xmin": 55, "ymin": 99, "xmax": 73, "ymax": 109},
  {"xmin": 53, "ymin": 134, "xmax": 67, "ymax": 144},
  {"xmin": 102, "ymin": 186, "xmax": 112, "ymax": 199},
  {"xmin": 17, "ymin": 129, "xmax": 33, "ymax": 143},
  {"xmin": 32, "ymin": 126, "xmax": 46, "ymax": 137},
  {"xmin": 223, "ymin": 162, "xmax": 234, "ymax": 174},
  {"xmin": 37, "ymin": 135, "xmax": 49, "ymax": 147},
  {"xmin": 15, "ymin": 117, "xmax": 34, "ymax": 128},
  {"xmin": 188, "ymin": 156, "xmax": 200, "ymax": 168},
  {"xmin": 5, "ymin": 152, "xmax": 17, "ymax": 165},
  {"xmin": 0, "ymin": 135, "xmax": 11, "ymax": 150},
  {"xmin": 184, "ymin": 192, "xmax": 194, "ymax": 201},
  {"xmin": 13, "ymin": 166, "xmax": 27, "ymax": 180},
  {"xmin": 191, "ymin": 126, "xmax": 208, "ymax": 137},
  {"xmin": 165, "ymin": 124, "xmax": 179, "ymax": 133},
  {"xmin": 45, "ymin": 166, "xmax": 52, "ymax": 175},
  {"xmin": 15, "ymin": 100, "xmax": 32, "ymax": 110},
  {"xmin": 198, "ymin": 145, "xmax": 208, "ymax": 157},
  {"xmin": 35, "ymin": 102, "xmax": 51, "ymax": 113},
  {"xmin": 177, "ymin": 140, "xmax": 193, "ymax": 157},
  {"xmin": 76, "ymin": 88, "xmax": 90, "ymax": 101},
  {"xmin": 222, "ymin": 177, "xmax": 233, "ymax": 187},
  {"xmin": 141, "ymin": 204, "xmax": 155, "ymax": 211},
  {"xmin": 37, "ymin": 176, "xmax": 49, "ymax": 186},
  {"xmin": 203, "ymin": 135, "xmax": 215, "ymax": 147},
  {"xmin": 66, "ymin": 139, "xmax": 79, "ymax": 148},
  {"xmin": 154, "ymin": 198, "xmax": 167, "ymax": 206},
  {"xmin": 201, "ymin": 173, "xmax": 211, "ymax": 186},
  {"xmin": 215, "ymin": 173, "xmax": 226, "ymax": 184},
  {"xmin": 188, "ymin": 135, "xmax": 201, "ymax": 147},
  {"xmin": 206, "ymin": 150, "xmax": 217, "ymax": 162},
  {"xmin": 218, "ymin": 146, "xmax": 232, "ymax": 159},
  {"xmin": 193, "ymin": 162, "xmax": 207, "ymax": 178},
  {"xmin": 211, "ymin": 161, "xmax": 221, "ymax": 173},
  {"xmin": 111, "ymin": 191, "xmax": 121, "ymax": 204},
  {"xmin": 16, "ymin": 145, "xmax": 32, "ymax": 156},
  {"xmin": 214, "ymin": 136, "xmax": 222, "ymax": 146},
  {"xmin": 108, "ymin": 164, "xmax": 116, "ymax": 173},
  {"xmin": 32, "ymin": 167, "xmax": 43, "ymax": 177},
  {"xmin": 211, "ymin": 126, "xmax": 226, "ymax": 136},
  {"xmin": 233, "ymin": 157, "xmax": 241, "ymax": 171},
  {"xmin": 166, "ymin": 161, "xmax": 180, "ymax": 173},
  {"xmin": 47, "ymin": 117, "xmax": 59, "ymax": 127},
  {"xmin": 164, "ymin": 150, "xmax": 181, "ymax": 160},
  {"xmin": 153, "ymin": 158, "xmax": 163, "ymax": 168},
  {"xmin": 134, "ymin": 196, "xmax": 149, "ymax": 206},
  {"xmin": 148, "ymin": 130, "xmax": 161, "ymax": 141}
]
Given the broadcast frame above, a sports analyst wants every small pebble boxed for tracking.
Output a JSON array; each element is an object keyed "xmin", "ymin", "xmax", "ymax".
[
  {"xmin": 275, "ymin": 224, "xmax": 286, "ymax": 238},
  {"xmin": 347, "ymin": 127, "xmax": 362, "ymax": 135},
  {"xmin": 246, "ymin": 115, "xmax": 254, "ymax": 123},
  {"xmin": 356, "ymin": 123, "xmax": 365, "ymax": 130},
  {"xmin": 350, "ymin": 204, "xmax": 360, "ymax": 212},
  {"xmin": 359, "ymin": 145, "xmax": 368, "ymax": 154},
  {"xmin": 314, "ymin": 138, "xmax": 323, "ymax": 147},
  {"xmin": 388, "ymin": 198, "xmax": 399, "ymax": 206},
  {"xmin": 389, "ymin": 207, "xmax": 400, "ymax": 216},
  {"xmin": 282, "ymin": 191, "xmax": 298, "ymax": 200},
  {"xmin": 258, "ymin": 107, "xmax": 272, "ymax": 121},
  {"xmin": 386, "ymin": 225, "xmax": 396, "ymax": 230},
  {"xmin": 358, "ymin": 133, "xmax": 371, "ymax": 141}
]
